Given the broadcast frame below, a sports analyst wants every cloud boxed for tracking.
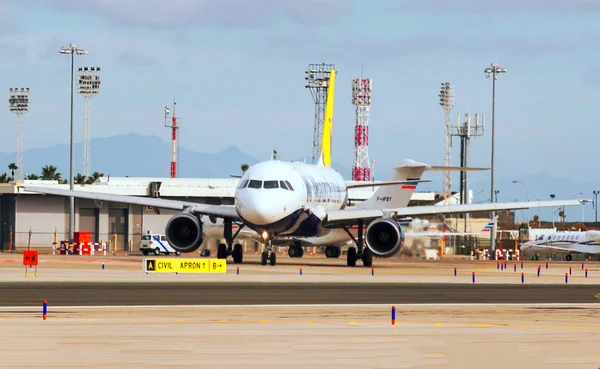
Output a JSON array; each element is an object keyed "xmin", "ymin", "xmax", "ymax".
[
  {"xmin": 254, "ymin": 30, "xmax": 599, "ymax": 64},
  {"xmin": 115, "ymin": 51, "xmax": 158, "ymax": 66},
  {"xmin": 387, "ymin": 0, "xmax": 600, "ymax": 14},
  {"xmin": 20, "ymin": 0, "xmax": 352, "ymax": 29}
]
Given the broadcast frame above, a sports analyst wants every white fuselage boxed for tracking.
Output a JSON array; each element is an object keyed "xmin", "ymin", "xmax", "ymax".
[
  {"xmin": 521, "ymin": 231, "xmax": 600, "ymax": 255},
  {"xmin": 234, "ymin": 160, "xmax": 347, "ymax": 239}
]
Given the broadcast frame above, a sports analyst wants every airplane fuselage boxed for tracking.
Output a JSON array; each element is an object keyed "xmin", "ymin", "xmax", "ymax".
[
  {"xmin": 234, "ymin": 160, "xmax": 348, "ymax": 239},
  {"xmin": 521, "ymin": 231, "xmax": 600, "ymax": 256}
]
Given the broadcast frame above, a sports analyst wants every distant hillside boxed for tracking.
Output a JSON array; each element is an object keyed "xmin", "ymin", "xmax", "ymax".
[
  {"xmin": 0, "ymin": 133, "xmax": 350, "ymax": 179},
  {"xmin": 1, "ymin": 133, "xmax": 594, "ymax": 221}
]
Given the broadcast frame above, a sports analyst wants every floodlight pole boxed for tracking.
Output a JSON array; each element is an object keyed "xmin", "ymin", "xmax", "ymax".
[
  {"xmin": 484, "ymin": 63, "xmax": 507, "ymax": 258},
  {"xmin": 60, "ymin": 44, "xmax": 88, "ymax": 244}
]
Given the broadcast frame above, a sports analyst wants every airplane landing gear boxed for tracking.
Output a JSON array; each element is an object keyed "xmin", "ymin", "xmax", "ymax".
[
  {"xmin": 361, "ymin": 249, "xmax": 373, "ymax": 267},
  {"xmin": 217, "ymin": 243, "xmax": 228, "ymax": 259},
  {"xmin": 346, "ymin": 247, "xmax": 357, "ymax": 267},
  {"xmin": 342, "ymin": 220, "xmax": 371, "ymax": 267},
  {"xmin": 232, "ymin": 243, "xmax": 243, "ymax": 264},
  {"xmin": 261, "ymin": 239, "xmax": 276, "ymax": 266},
  {"xmin": 219, "ymin": 219, "xmax": 246, "ymax": 264},
  {"xmin": 288, "ymin": 242, "xmax": 304, "ymax": 258},
  {"xmin": 325, "ymin": 246, "xmax": 340, "ymax": 258}
]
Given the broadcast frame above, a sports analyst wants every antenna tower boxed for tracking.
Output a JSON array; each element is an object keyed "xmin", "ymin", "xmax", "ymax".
[
  {"xmin": 164, "ymin": 102, "xmax": 180, "ymax": 178},
  {"xmin": 8, "ymin": 87, "xmax": 30, "ymax": 181},
  {"xmin": 439, "ymin": 82, "xmax": 454, "ymax": 202},
  {"xmin": 77, "ymin": 66, "xmax": 101, "ymax": 177},
  {"xmin": 305, "ymin": 63, "xmax": 335, "ymax": 164},
  {"xmin": 452, "ymin": 112, "xmax": 484, "ymax": 232},
  {"xmin": 351, "ymin": 78, "xmax": 372, "ymax": 181}
]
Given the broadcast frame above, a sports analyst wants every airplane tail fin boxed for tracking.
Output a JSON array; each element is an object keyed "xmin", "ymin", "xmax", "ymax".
[
  {"xmin": 355, "ymin": 159, "xmax": 430, "ymax": 210},
  {"xmin": 317, "ymin": 69, "xmax": 336, "ymax": 168},
  {"xmin": 481, "ymin": 215, "xmax": 499, "ymax": 233}
]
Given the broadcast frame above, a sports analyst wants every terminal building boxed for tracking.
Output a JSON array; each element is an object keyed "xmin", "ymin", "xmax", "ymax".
[{"xmin": 0, "ymin": 177, "xmax": 497, "ymax": 254}]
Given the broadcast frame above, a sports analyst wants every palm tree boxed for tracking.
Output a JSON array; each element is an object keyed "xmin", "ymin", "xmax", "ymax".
[
  {"xmin": 74, "ymin": 173, "xmax": 87, "ymax": 185},
  {"xmin": 558, "ymin": 209, "xmax": 566, "ymax": 224},
  {"xmin": 240, "ymin": 163, "xmax": 249, "ymax": 174},
  {"xmin": 0, "ymin": 173, "xmax": 8, "ymax": 183},
  {"xmin": 26, "ymin": 174, "xmax": 39, "ymax": 180},
  {"xmin": 41, "ymin": 165, "xmax": 61, "ymax": 181},
  {"xmin": 85, "ymin": 171, "xmax": 104, "ymax": 184},
  {"xmin": 8, "ymin": 163, "xmax": 17, "ymax": 181},
  {"xmin": 533, "ymin": 215, "xmax": 540, "ymax": 227}
]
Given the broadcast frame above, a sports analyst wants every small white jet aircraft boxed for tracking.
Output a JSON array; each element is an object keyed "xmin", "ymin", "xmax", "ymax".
[
  {"xmin": 20, "ymin": 70, "xmax": 582, "ymax": 267},
  {"xmin": 521, "ymin": 230, "xmax": 600, "ymax": 261}
]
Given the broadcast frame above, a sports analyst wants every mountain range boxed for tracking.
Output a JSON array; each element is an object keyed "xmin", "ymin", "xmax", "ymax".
[{"xmin": 0, "ymin": 133, "xmax": 597, "ymax": 222}]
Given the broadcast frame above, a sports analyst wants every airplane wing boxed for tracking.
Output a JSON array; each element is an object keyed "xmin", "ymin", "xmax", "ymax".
[
  {"xmin": 406, "ymin": 215, "xmax": 498, "ymax": 238},
  {"xmin": 19, "ymin": 186, "xmax": 240, "ymax": 220},
  {"xmin": 323, "ymin": 200, "xmax": 583, "ymax": 227}
]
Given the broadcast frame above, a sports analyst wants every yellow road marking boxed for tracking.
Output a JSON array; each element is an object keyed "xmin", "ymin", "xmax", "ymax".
[
  {"xmin": 594, "ymin": 293, "xmax": 600, "ymax": 300},
  {"xmin": 348, "ymin": 321, "xmax": 357, "ymax": 325}
]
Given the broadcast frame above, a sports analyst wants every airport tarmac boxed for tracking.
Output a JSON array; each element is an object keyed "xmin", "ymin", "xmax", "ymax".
[
  {"xmin": 1, "ymin": 253, "xmax": 599, "ymax": 368},
  {"xmin": 0, "ymin": 304, "xmax": 599, "ymax": 368}
]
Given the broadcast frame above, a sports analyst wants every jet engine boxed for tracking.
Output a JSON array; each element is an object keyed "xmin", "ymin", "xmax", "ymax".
[
  {"xmin": 365, "ymin": 217, "xmax": 405, "ymax": 258},
  {"xmin": 165, "ymin": 212, "xmax": 205, "ymax": 253}
]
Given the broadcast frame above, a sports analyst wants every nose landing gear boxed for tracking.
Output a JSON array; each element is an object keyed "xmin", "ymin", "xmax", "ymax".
[{"xmin": 261, "ymin": 239, "xmax": 276, "ymax": 266}]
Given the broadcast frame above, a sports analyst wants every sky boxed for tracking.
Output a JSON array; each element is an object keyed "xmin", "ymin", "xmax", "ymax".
[{"xmin": 1, "ymin": 0, "xmax": 600, "ymax": 201}]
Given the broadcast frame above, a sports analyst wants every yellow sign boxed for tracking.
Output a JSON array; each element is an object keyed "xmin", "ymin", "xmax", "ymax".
[
  {"xmin": 145, "ymin": 259, "xmax": 176, "ymax": 273},
  {"xmin": 144, "ymin": 258, "xmax": 226, "ymax": 273}
]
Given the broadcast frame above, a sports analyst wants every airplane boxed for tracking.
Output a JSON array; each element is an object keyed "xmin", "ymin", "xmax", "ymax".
[
  {"xmin": 520, "ymin": 230, "xmax": 600, "ymax": 261},
  {"xmin": 19, "ymin": 69, "xmax": 583, "ymax": 267},
  {"xmin": 239, "ymin": 215, "xmax": 500, "ymax": 259}
]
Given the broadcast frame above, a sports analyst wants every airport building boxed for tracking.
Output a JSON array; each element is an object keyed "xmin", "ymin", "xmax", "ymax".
[{"xmin": 0, "ymin": 177, "xmax": 493, "ymax": 253}]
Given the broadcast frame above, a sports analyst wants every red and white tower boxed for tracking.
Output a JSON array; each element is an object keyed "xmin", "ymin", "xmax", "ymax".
[
  {"xmin": 351, "ymin": 78, "xmax": 372, "ymax": 181},
  {"xmin": 164, "ymin": 102, "xmax": 180, "ymax": 178}
]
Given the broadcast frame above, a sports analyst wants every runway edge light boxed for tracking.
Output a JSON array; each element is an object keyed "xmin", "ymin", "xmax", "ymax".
[
  {"xmin": 42, "ymin": 300, "xmax": 47, "ymax": 320},
  {"xmin": 391, "ymin": 305, "xmax": 396, "ymax": 325}
]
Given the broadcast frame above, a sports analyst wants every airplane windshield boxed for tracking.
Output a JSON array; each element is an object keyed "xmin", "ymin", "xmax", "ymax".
[
  {"xmin": 263, "ymin": 180, "xmax": 279, "ymax": 189},
  {"xmin": 280, "ymin": 181, "xmax": 289, "ymax": 190},
  {"xmin": 247, "ymin": 180, "xmax": 262, "ymax": 189}
]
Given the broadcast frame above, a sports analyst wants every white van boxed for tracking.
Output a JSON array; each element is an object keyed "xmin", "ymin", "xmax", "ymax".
[{"xmin": 140, "ymin": 234, "xmax": 181, "ymax": 256}]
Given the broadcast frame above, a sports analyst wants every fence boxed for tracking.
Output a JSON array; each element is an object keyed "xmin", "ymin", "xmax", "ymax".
[{"xmin": 1, "ymin": 230, "xmax": 139, "ymax": 253}]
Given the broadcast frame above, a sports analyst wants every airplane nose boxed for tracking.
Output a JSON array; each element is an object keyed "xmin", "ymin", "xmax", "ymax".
[{"xmin": 239, "ymin": 192, "xmax": 288, "ymax": 226}]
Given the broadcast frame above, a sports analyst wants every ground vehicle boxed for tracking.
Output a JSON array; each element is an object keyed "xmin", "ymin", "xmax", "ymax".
[{"xmin": 140, "ymin": 234, "xmax": 181, "ymax": 256}]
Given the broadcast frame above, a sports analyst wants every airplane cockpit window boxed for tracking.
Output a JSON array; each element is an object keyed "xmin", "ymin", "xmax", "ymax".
[
  {"xmin": 264, "ymin": 180, "xmax": 279, "ymax": 189},
  {"xmin": 280, "ymin": 180, "xmax": 289, "ymax": 190},
  {"xmin": 248, "ymin": 180, "xmax": 262, "ymax": 189},
  {"xmin": 237, "ymin": 179, "xmax": 249, "ymax": 189},
  {"xmin": 285, "ymin": 180, "xmax": 295, "ymax": 191}
]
